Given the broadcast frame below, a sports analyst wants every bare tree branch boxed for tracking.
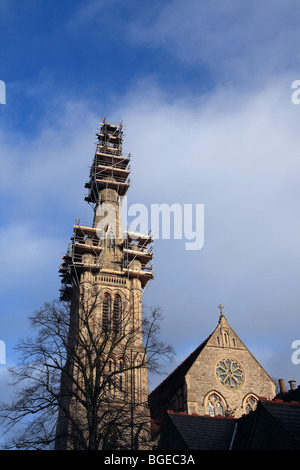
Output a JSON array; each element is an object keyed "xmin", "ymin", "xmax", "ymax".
[{"xmin": 0, "ymin": 293, "xmax": 174, "ymax": 450}]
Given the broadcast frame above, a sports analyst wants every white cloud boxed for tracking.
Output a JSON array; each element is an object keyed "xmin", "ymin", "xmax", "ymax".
[
  {"xmin": 115, "ymin": 75, "xmax": 300, "ymax": 383},
  {"xmin": 0, "ymin": 98, "xmax": 98, "ymax": 222},
  {"xmin": 129, "ymin": 0, "xmax": 300, "ymax": 85},
  {"xmin": 0, "ymin": 223, "xmax": 61, "ymax": 292},
  {"xmin": 1, "ymin": 43, "xmax": 299, "ymax": 385}
]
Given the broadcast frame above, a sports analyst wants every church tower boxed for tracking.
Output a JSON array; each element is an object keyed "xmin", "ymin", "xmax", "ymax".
[{"xmin": 56, "ymin": 120, "xmax": 153, "ymax": 450}]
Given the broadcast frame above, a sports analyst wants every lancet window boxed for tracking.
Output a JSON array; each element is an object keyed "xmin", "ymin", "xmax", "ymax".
[
  {"xmin": 113, "ymin": 295, "xmax": 122, "ymax": 334},
  {"xmin": 206, "ymin": 392, "xmax": 225, "ymax": 417},
  {"xmin": 102, "ymin": 293, "xmax": 111, "ymax": 332}
]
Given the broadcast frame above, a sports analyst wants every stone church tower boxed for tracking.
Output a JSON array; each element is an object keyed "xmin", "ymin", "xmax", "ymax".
[
  {"xmin": 56, "ymin": 120, "xmax": 153, "ymax": 449},
  {"xmin": 149, "ymin": 305, "xmax": 275, "ymax": 421}
]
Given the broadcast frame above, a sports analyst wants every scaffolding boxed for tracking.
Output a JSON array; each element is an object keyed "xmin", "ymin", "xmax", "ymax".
[
  {"xmin": 84, "ymin": 119, "xmax": 131, "ymax": 204},
  {"xmin": 59, "ymin": 119, "xmax": 154, "ymax": 301}
]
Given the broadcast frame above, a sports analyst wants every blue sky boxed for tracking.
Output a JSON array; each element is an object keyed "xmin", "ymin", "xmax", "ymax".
[{"xmin": 1, "ymin": 0, "xmax": 300, "ymax": 407}]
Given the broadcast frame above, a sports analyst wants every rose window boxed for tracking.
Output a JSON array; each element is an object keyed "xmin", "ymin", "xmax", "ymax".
[{"xmin": 216, "ymin": 359, "xmax": 244, "ymax": 389}]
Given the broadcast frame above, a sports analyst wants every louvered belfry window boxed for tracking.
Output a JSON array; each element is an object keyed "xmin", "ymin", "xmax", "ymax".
[
  {"xmin": 102, "ymin": 294, "xmax": 111, "ymax": 332},
  {"xmin": 113, "ymin": 295, "xmax": 121, "ymax": 334}
]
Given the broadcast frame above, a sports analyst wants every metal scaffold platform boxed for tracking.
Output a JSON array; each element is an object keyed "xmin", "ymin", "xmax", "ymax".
[{"xmin": 59, "ymin": 119, "xmax": 154, "ymax": 301}]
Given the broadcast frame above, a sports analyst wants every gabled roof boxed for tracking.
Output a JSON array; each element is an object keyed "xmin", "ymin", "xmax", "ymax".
[
  {"xmin": 148, "ymin": 335, "xmax": 211, "ymax": 402},
  {"xmin": 243, "ymin": 399, "xmax": 300, "ymax": 450},
  {"xmin": 149, "ymin": 311, "xmax": 249, "ymax": 403},
  {"xmin": 149, "ymin": 311, "xmax": 274, "ymax": 404},
  {"xmin": 158, "ymin": 411, "xmax": 237, "ymax": 450},
  {"xmin": 158, "ymin": 399, "xmax": 300, "ymax": 450}
]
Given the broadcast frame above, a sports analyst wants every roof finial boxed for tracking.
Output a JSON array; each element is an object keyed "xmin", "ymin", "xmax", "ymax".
[{"xmin": 218, "ymin": 304, "xmax": 224, "ymax": 319}]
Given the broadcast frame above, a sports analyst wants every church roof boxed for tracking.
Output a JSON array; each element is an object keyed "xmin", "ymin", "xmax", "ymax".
[
  {"xmin": 240, "ymin": 399, "xmax": 300, "ymax": 450},
  {"xmin": 158, "ymin": 399, "xmax": 300, "ymax": 450},
  {"xmin": 158, "ymin": 411, "xmax": 237, "ymax": 450}
]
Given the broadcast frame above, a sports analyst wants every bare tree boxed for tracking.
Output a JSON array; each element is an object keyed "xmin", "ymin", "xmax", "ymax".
[{"xmin": 0, "ymin": 292, "xmax": 174, "ymax": 450}]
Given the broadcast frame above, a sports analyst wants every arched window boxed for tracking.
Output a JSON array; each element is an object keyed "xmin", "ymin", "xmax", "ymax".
[
  {"xmin": 206, "ymin": 392, "xmax": 225, "ymax": 417},
  {"xmin": 102, "ymin": 294, "xmax": 111, "ymax": 332},
  {"xmin": 113, "ymin": 295, "xmax": 121, "ymax": 334},
  {"xmin": 224, "ymin": 332, "xmax": 228, "ymax": 345},
  {"xmin": 244, "ymin": 394, "xmax": 258, "ymax": 414},
  {"xmin": 119, "ymin": 375, "xmax": 123, "ymax": 392}
]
